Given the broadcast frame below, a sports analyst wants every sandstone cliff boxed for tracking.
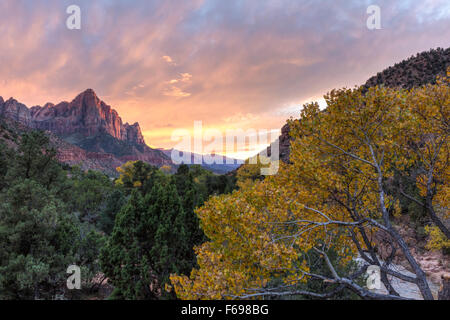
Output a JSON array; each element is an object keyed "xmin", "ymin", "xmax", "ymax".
[
  {"xmin": 29, "ymin": 89, "xmax": 145, "ymax": 145},
  {"xmin": 0, "ymin": 97, "xmax": 33, "ymax": 127},
  {"xmin": 0, "ymin": 89, "xmax": 171, "ymax": 171}
]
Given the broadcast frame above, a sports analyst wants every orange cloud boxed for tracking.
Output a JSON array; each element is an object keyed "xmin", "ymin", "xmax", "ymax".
[{"xmin": 0, "ymin": 0, "xmax": 449, "ymax": 153}]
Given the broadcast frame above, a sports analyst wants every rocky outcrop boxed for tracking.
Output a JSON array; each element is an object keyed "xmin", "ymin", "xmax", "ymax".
[
  {"xmin": 30, "ymin": 89, "xmax": 145, "ymax": 145},
  {"xmin": 265, "ymin": 122, "xmax": 295, "ymax": 164},
  {"xmin": 0, "ymin": 97, "xmax": 33, "ymax": 127},
  {"xmin": 0, "ymin": 89, "xmax": 172, "ymax": 172},
  {"xmin": 54, "ymin": 138, "xmax": 171, "ymax": 175},
  {"xmin": 124, "ymin": 122, "xmax": 145, "ymax": 145},
  {"xmin": 0, "ymin": 89, "xmax": 146, "ymax": 146},
  {"xmin": 55, "ymin": 143, "xmax": 123, "ymax": 176}
]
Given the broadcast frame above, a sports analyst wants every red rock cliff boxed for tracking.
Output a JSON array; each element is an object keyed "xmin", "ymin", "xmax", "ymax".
[
  {"xmin": 0, "ymin": 97, "xmax": 33, "ymax": 127},
  {"xmin": 30, "ymin": 89, "xmax": 146, "ymax": 145}
]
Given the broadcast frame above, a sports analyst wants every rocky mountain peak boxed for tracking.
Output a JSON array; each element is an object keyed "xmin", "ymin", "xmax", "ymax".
[
  {"xmin": 72, "ymin": 88, "xmax": 101, "ymax": 110},
  {"xmin": 0, "ymin": 97, "xmax": 33, "ymax": 127},
  {"xmin": 0, "ymin": 89, "xmax": 147, "ymax": 147},
  {"xmin": 44, "ymin": 102, "xmax": 55, "ymax": 108},
  {"xmin": 23, "ymin": 89, "xmax": 144, "ymax": 146}
]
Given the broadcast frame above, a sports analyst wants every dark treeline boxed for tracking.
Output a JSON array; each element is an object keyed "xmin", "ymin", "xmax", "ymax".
[{"xmin": 0, "ymin": 130, "xmax": 236, "ymax": 299}]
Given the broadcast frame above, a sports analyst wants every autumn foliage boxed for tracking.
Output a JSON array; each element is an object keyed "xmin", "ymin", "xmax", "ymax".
[{"xmin": 170, "ymin": 70, "xmax": 449, "ymax": 300}]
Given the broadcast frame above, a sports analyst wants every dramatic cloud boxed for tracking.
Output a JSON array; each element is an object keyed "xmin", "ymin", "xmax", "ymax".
[{"xmin": 0, "ymin": 0, "xmax": 449, "ymax": 157}]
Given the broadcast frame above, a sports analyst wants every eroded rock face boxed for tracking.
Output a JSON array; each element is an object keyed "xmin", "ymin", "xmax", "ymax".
[
  {"xmin": 0, "ymin": 89, "xmax": 146, "ymax": 146},
  {"xmin": 0, "ymin": 97, "xmax": 33, "ymax": 127},
  {"xmin": 124, "ymin": 122, "xmax": 145, "ymax": 145},
  {"xmin": 30, "ymin": 89, "xmax": 146, "ymax": 145},
  {"xmin": 0, "ymin": 89, "xmax": 171, "ymax": 170},
  {"xmin": 265, "ymin": 122, "xmax": 295, "ymax": 163}
]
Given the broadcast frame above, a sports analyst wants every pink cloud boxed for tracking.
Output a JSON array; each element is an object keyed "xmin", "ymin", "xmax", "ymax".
[{"xmin": 0, "ymin": 0, "xmax": 448, "ymax": 149}]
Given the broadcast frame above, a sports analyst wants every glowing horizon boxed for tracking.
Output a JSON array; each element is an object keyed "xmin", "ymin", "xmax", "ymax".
[{"xmin": 1, "ymin": 0, "xmax": 449, "ymax": 157}]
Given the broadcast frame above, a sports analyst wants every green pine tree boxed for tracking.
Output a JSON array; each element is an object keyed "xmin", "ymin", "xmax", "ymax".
[
  {"xmin": 100, "ymin": 182, "xmax": 193, "ymax": 299},
  {"xmin": 0, "ymin": 131, "xmax": 105, "ymax": 299}
]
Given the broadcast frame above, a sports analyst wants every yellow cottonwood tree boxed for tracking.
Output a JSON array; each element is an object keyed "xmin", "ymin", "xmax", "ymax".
[
  {"xmin": 396, "ymin": 73, "xmax": 449, "ymax": 245},
  {"xmin": 171, "ymin": 73, "xmax": 449, "ymax": 300}
]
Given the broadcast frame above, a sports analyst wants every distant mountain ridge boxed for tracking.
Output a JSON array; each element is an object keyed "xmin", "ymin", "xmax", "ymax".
[{"xmin": 158, "ymin": 148, "xmax": 243, "ymax": 174}]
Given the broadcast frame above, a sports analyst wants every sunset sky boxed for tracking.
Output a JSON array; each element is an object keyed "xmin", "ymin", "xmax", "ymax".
[{"xmin": 1, "ymin": 0, "xmax": 449, "ymax": 159}]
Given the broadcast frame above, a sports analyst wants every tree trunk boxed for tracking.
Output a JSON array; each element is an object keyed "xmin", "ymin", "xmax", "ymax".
[{"xmin": 438, "ymin": 275, "xmax": 450, "ymax": 300}]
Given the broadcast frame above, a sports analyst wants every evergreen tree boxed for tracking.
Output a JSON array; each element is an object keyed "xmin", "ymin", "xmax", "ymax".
[
  {"xmin": 98, "ymin": 188, "xmax": 127, "ymax": 235},
  {"xmin": 0, "ymin": 132, "xmax": 79, "ymax": 298},
  {"xmin": 67, "ymin": 168, "xmax": 115, "ymax": 223},
  {"xmin": 172, "ymin": 165, "xmax": 206, "ymax": 257},
  {"xmin": 115, "ymin": 160, "xmax": 158, "ymax": 194},
  {"xmin": 0, "ymin": 131, "xmax": 104, "ymax": 299},
  {"xmin": 0, "ymin": 190, "xmax": 79, "ymax": 299},
  {"xmin": 100, "ymin": 191, "xmax": 148, "ymax": 299},
  {"xmin": 0, "ymin": 142, "xmax": 11, "ymax": 190},
  {"xmin": 100, "ymin": 183, "xmax": 192, "ymax": 299},
  {"xmin": 6, "ymin": 131, "xmax": 64, "ymax": 189}
]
